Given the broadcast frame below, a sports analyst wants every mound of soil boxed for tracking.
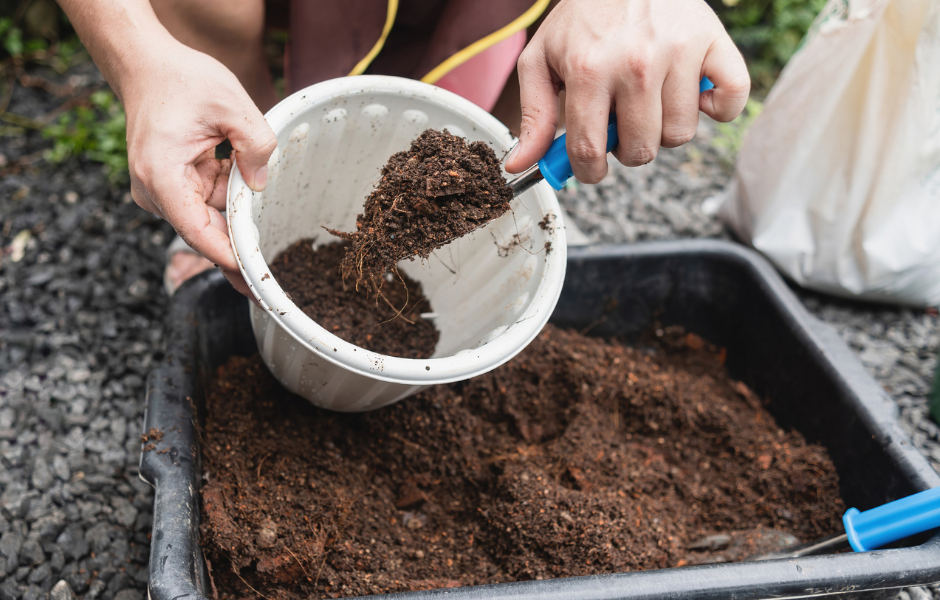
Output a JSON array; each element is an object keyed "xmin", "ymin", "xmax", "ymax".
[
  {"xmin": 200, "ymin": 326, "xmax": 845, "ymax": 600},
  {"xmin": 268, "ymin": 239, "xmax": 438, "ymax": 359},
  {"xmin": 328, "ymin": 129, "xmax": 513, "ymax": 290}
]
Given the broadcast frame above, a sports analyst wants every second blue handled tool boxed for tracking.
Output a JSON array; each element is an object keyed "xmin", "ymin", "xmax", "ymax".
[
  {"xmin": 507, "ymin": 76, "xmax": 715, "ymax": 196},
  {"xmin": 843, "ymin": 485, "xmax": 940, "ymax": 552},
  {"xmin": 752, "ymin": 486, "xmax": 940, "ymax": 560}
]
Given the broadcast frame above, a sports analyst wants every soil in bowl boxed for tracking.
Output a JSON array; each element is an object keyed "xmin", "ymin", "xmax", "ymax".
[
  {"xmin": 198, "ymin": 326, "xmax": 846, "ymax": 600},
  {"xmin": 327, "ymin": 128, "xmax": 513, "ymax": 291},
  {"xmin": 268, "ymin": 239, "xmax": 438, "ymax": 359}
]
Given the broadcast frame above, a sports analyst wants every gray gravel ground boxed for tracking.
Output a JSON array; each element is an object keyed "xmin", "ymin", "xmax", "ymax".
[
  {"xmin": 0, "ymin": 75, "xmax": 937, "ymax": 600},
  {"xmin": 0, "ymin": 68, "xmax": 166, "ymax": 600}
]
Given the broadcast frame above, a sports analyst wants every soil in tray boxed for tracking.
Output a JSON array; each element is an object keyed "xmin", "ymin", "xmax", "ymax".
[
  {"xmin": 327, "ymin": 128, "xmax": 513, "ymax": 291},
  {"xmin": 199, "ymin": 326, "xmax": 845, "ymax": 600},
  {"xmin": 268, "ymin": 239, "xmax": 438, "ymax": 359}
]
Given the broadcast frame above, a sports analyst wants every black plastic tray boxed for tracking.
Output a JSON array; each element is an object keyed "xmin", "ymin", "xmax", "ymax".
[{"xmin": 141, "ymin": 240, "xmax": 940, "ymax": 600}]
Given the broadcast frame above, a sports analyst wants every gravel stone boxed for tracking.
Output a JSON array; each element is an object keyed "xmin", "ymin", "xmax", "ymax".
[
  {"xmin": 30, "ymin": 511, "xmax": 65, "ymax": 547},
  {"xmin": 26, "ymin": 564, "xmax": 49, "ymax": 586},
  {"xmin": 0, "ymin": 579, "xmax": 23, "ymax": 600},
  {"xmin": 49, "ymin": 580, "xmax": 75, "ymax": 600},
  {"xmin": 83, "ymin": 475, "xmax": 114, "ymax": 491},
  {"xmin": 910, "ymin": 588, "xmax": 934, "ymax": 600},
  {"xmin": 0, "ymin": 533, "xmax": 22, "ymax": 565},
  {"xmin": 63, "ymin": 571, "xmax": 87, "ymax": 595},
  {"xmin": 51, "ymin": 456, "xmax": 70, "ymax": 482},
  {"xmin": 110, "ymin": 498, "xmax": 137, "ymax": 529},
  {"xmin": 0, "ymin": 487, "xmax": 35, "ymax": 521},
  {"xmin": 84, "ymin": 523, "xmax": 111, "ymax": 554},
  {"xmin": 18, "ymin": 541, "xmax": 43, "ymax": 567},
  {"xmin": 85, "ymin": 579, "xmax": 106, "ymax": 600},
  {"xmin": 28, "ymin": 460, "xmax": 52, "ymax": 493},
  {"xmin": 21, "ymin": 585, "xmax": 42, "ymax": 600},
  {"xmin": 106, "ymin": 573, "xmax": 131, "ymax": 597},
  {"xmin": 48, "ymin": 552, "xmax": 64, "ymax": 574},
  {"xmin": 54, "ymin": 525, "xmax": 87, "ymax": 562},
  {"xmin": 113, "ymin": 589, "xmax": 143, "ymax": 600}
]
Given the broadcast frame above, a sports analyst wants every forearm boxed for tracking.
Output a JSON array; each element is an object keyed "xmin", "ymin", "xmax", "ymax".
[{"xmin": 55, "ymin": 0, "xmax": 177, "ymax": 102}]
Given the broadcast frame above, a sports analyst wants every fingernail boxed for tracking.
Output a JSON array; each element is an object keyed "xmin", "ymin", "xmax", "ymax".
[
  {"xmin": 506, "ymin": 142, "xmax": 521, "ymax": 166},
  {"xmin": 251, "ymin": 166, "xmax": 268, "ymax": 192}
]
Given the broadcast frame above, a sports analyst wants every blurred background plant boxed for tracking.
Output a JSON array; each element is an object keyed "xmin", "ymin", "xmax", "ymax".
[
  {"xmin": 706, "ymin": 0, "xmax": 828, "ymax": 94},
  {"xmin": 0, "ymin": 0, "xmax": 828, "ymax": 182},
  {"xmin": 0, "ymin": 0, "xmax": 128, "ymax": 183},
  {"xmin": 698, "ymin": 0, "xmax": 829, "ymax": 163},
  {"xmin": 41, "ymin": 88, "xmax": 127, "ymax": 183},
  {"xmin": 710, "ymin": 97, "xmax": 764, "ymax": 165}
]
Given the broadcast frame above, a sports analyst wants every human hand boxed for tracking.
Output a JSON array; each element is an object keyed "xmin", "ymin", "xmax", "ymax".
[
  {"xmin": 504, "ymin": 0, "xmax": 750, "ymax": 182},
  {"xmin": 120, "ymin": 37, "xmax": 276, "ymax": 297}
]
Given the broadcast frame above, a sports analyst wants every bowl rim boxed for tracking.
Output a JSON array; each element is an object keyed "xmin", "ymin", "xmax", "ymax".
[{"xmin": 226, "ymin": 75, "xmax": 567, "ymax": 385}]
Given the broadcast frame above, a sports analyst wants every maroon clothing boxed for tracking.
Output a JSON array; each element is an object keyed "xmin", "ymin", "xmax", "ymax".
[{"xmin": 287, "ymin": 0, "xmax": 538, "ymax": 90}]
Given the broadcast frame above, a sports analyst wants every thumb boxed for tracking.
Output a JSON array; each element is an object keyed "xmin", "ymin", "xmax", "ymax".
[
  {"xmin": 699, "ymin": 36, "xmax": 751, "ymax": 123},
  {"xmin": 223, "ymin": 103, "xmax": 278, "ymax": 192},
  {"xmin": 505, "ymin": 46, "xmax": 559, "ymax": 174}
]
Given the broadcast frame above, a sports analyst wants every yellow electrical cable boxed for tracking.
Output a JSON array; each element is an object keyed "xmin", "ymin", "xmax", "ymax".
[
  {"xmin": 348, "ymin": 0, "xmax": 399, "ymax": 76},
  {"xmin": 420, "ymin": 0, "xmax": 550, "ymax": 84}
]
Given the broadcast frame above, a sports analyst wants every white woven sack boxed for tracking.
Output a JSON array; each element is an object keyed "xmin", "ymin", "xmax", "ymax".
[{"xmin": 720, "ymin": 0, "xmax": 940, "ymax": 306}]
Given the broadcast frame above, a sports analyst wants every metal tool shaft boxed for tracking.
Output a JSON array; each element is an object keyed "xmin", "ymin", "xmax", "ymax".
[
  {"xmin": 749, "ymin": 533, "xmax": 849, "ymax": 561},
  {"xmin": 507, "ymin": 163, "xmax": 544, "ymax": 198}
]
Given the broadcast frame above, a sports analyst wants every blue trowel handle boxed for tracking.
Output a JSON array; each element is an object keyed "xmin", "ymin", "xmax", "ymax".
[
  {"xmin": 844, "ymin": 486, "xmax": 940, "ymax": 552},
  {"xmin": 536, "ymin": 76, "xmax": 715, "ymax": 190}
]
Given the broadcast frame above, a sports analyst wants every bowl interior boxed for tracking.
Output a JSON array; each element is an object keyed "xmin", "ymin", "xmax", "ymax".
[{"xmin": 246, "ymin": 78, "xmax": 563, "ymax": 361}]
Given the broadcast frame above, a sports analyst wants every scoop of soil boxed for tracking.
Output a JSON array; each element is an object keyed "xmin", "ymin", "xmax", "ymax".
[
  {"xmin": 200, "ymin": 325, "xmax": 845, "ymax": 600},
  {"xmin": 327, "ymin": 129, "xmax": 513, "ymax": 291},
  {"xmin": 268, "ymin": 239, "xmax": 438, "ymax": 359}
]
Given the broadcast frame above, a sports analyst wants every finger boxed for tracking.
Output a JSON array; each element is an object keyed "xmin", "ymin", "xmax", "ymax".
[
  {"xmin": 505, "ymin": 43, "xmax": 559, "ymax": 174},
  {"xmin": 660, "ymin": 63, "xmax": 701, "ymax": 149},
  {"xmin": 208, "ymin": 158, "xmax": 232, "ymax": 211},
  {"xmin": 130, "ymin": 178, "xmax": 165, "ymax": 220},
  {"xmin": 610, "ymin": 66, "xmax": 664, "ymax": 168},
  {"xmin": 161, "ymin": 182, "xmax": 239, "ymax": 273},
  {"xmin": 563, "ymin": 78, "xmax": 613, "ymax": 183},
  {"xmin": 207, "ymin": 158, "xmax": 232, "ymax": 211},
  {"xmin": 220, "ymin": 267, "xmax": 256, "ymax": 301},
  {"xmin": 221, "ymin": 102, "xmax": 277, "ymax": 192},
  {"xmin": 699, "ymin": 35, "xmax": 750, "ymax": 122},
  {"xmin": 194, "ymin": 151, "xmax": 232, "ymax": 211}
]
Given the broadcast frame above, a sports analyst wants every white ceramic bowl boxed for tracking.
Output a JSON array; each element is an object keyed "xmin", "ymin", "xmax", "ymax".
[{"xmin": 227, "ymin": 76, "xmax": 566, "ymax": 411}]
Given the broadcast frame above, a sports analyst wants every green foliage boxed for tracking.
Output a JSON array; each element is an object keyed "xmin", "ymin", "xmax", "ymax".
[
  {"xmin": 710, "ymin": 97, "xmax": 764, "ymax": 164},
  {"xmin": 43, "ymin": 90, "xmax": 128, "ymax": 184},
  {"xmin": 0, "ymin": 17, "xmax": 25, "ymax": 56},
  {"xmin": 0, "ymin": 16, "xmax": 57, "ymax": 58},
  {"xmin": 40, "ymin": 35, "xmax": 85, "ymax": 72},
  {"xmin": 705, "ymin": 0, "xmax": 826, "ymax": 161},
  {"xmin": 0, "ymin": 13, "xmax": 85, "ymax": 71},
  {"xmin": 0, "ymin": 8, "xmax": 120, "ymax": 182},
  {"xmin": 709, "ymin": 0, "xmax": 828, "ymax": 93}
]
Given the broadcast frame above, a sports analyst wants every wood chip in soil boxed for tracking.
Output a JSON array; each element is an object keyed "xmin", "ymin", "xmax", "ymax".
[
  {"xmin": 200, "ymin": 325, "xmax": 845, "ymax": 600},
  {"xmin": 327, "ymin": 129, "xmax": 512, "ymax": 291},
  {"xmin": 268, "ymin": 239, "xmax": 438, "ymax": 359}
]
